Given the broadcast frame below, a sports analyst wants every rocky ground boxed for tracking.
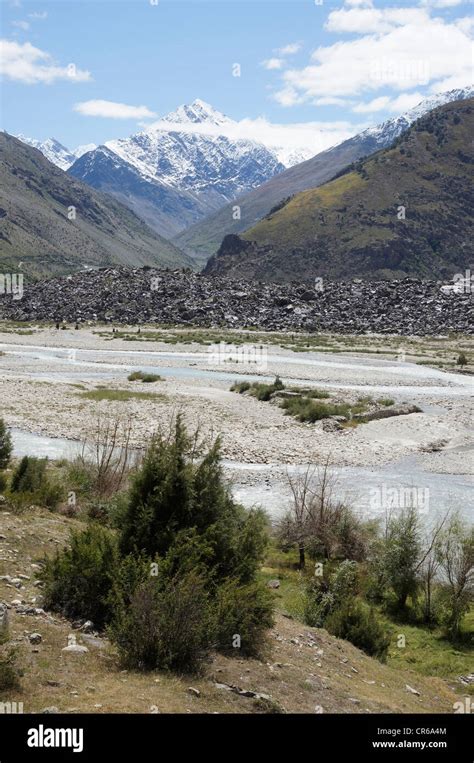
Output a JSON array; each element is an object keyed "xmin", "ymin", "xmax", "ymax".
[
  {"xmin": 0, "ymin": 507, "xmax": 464, "ymax": 714},
  {"xmin": 0, "ymin": 267, "xmax": 472, "ymax": 334}
]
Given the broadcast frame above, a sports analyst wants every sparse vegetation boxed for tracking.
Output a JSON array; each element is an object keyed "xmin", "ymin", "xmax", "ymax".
[
  {"xmin": 0, "ymin": 647, "xmax": 21, "ymax": 691},
  {"xmin": 127, "ymin": 371, "xmax": 163, "ymax": 383},
  {"xmin": 78, "ymin": 388, "xmax": 165, "ymax": 402}
]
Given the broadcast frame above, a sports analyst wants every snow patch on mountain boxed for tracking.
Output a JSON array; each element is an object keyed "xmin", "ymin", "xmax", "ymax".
[
  {"xmin": 15, "ymin": 135, "xmax": 97, "ymax": 170},
  {"xmin": 360, "ymin": 86, "xmax": 474, "ymax": 146},
  {"xmin": 15, "ymin": 135, "xmax": 75, "ymax": 171}
]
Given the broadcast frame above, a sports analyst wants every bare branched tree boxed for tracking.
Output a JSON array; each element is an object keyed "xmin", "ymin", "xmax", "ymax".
[
  {"xmin": 78, "ymin": 413, "xmax": 136, "ymax": 497},
  {"xmin": 277, "ymin": 456, "xmax": 359, "ymax": 568},
  {"xmin": 418, "ymin": 510, "xmax": 450, "ymax": 623}
]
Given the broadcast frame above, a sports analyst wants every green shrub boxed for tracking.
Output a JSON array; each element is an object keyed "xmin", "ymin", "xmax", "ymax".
[
  {"xmin": 281, "ymin": 397, "xmax": 349, "ymax": 423},
  {"xmin": 39, "ymin": 524, "xmax": 119, "ymax": 628},
  {"xmin": 37, "ymin": 478, "xmax": 64, "ymax": 511},
  {"xmin": 9, "ymin": 456, "xmax": 63, "ymax": 510},
  {"xmin": 10, "ymin": 456, "xmax": 47, "ymax": 493},
  {"xmin": 0, "ymin": 419, "xmax": 12, "ymax": 470},
  {"xmin": 65, "ymin": 458, "xmax": 96, "ymax": 496},
  {"xmin": 304, "ymin": 561, "xmax": 358, "ymax": 627},
  {"xmin": 230, "ymin": 377, "xmax": 284, "ymax": 401},
  {"xmin": 0, "ymin": 472, "xmax": 7, "ymax": 493},
  {"xmin": 325, "ymin": 600, "xmax": 391, "ymax": 661},
  {"xmin": 230, "ymin": 381, "xmax": 251, "ymax": 394},
  {"xmin": 120, "ymin": 417, "xmax": 268, "ymax": 581},
  {"xmin": 42, "ymin": 418, "xmax": 274, "ymax": 674},
  {"xmin": 127, "ymin": 371, "xmax": 162, "ymax": 383},
  {"xmin": 0, "ymin": 647, "xmax": 21, "ymax": 691},
  {"xmin": 110, "ymin": 572, "xmax": 214, "ymax": 673},
  {"xmin": 304, "ymin": 586, "xmax": 334, "ymax": 628},
  {"xmin": 214, "ymin": 579, "xmax": 274, "ymax": 658}
]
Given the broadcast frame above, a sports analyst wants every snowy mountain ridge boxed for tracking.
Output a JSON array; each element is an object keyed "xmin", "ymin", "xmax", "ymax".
[
  {"xmin": 360, "ymin": 86, "xmax": 474, "ymax": 146},
  {"xmin": 15, "ymin": 134, "xmax": 97, "ymax": 171}
]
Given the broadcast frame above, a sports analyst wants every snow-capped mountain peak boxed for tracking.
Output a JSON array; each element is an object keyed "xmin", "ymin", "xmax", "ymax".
[
  {"xmin": 159, "ymin": 99, "xmax": 232, "ymax": 127},
  {"xmin": 102, "ymin": 100, "xmax": 285, "ymax": 197},
  {"xmin": 16, "ymin": 134, "xmax": 75, "ymax": 171},
  {"xmin": 15, "ymin": 134, "xmax": 97, "ymax": 170}
]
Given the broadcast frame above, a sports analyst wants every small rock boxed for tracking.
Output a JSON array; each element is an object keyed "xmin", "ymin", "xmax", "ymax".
[
  {"xmin": 405, "ymin": 684, "xmax": 421, "ymax": 696},
  {"xmin": 267, "ymin": 579, "xmax": 280, "ymax": 589},
  {"xmin": 29, "ymin": 632, "xmax": 42, "ymax": 644},
  {"xmin": 40, "ymin": 707, "xmax": 59, "ymax": 714},
  {"xmin": 62, "ymin": 643, "xmax": 89, "ymax": 654},
  {"xmin": 188, "ymin": 687, "xmax": 200, "ymax": 697}
]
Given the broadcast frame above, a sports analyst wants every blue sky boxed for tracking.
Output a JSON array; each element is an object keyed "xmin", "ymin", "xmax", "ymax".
[{"xmin": 1, "ymin": 0, "xmax": 472, "ymax": 155}]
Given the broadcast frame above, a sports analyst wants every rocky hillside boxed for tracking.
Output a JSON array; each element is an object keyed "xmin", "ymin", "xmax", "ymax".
[
  {"xmin": 0, "ymin": 267, "xmax": 472, "ymax": 335},
  {"xmin": 0, "ymin": 133, "xmax": 191, "ymax": 279},
  {"xmin": 204, "ymin": 99, "xmax": 474, "ymax": 283},
  {"xmin": 175, "ymin": 87, "xmax": 473, "ymax": 263},
  {"xmin": 0, "ymin": 507, "xmax": 461, "ymax": 714}
]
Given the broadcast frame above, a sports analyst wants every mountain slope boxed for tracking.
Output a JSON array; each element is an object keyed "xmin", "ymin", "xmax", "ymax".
[
  {"xmin": 0, "ymin": 132, "xmax": 191, "ymax": 279},
  {"xmin": 68, "ymin": 146, "xmax": 211, "ymax": 239},
  {"xmin": 68, "ymin": 100, "xmax": 285, "ymax": 240},
  {"xmin": 204, "ymin": 98, "xmax": 474, "ymax": 283},
  {"xmin": 176, "ymin": 87, "xmax": 473, "ymax": 263}
]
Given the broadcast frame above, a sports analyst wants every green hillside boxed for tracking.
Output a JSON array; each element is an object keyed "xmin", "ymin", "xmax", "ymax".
[
  {"xmin": 205, "ymin": 99, "xmax": 474, "ymax": 282},
  {"xmin": 0, "ymin": 133, "xmax": 191, "ymax": 280}
]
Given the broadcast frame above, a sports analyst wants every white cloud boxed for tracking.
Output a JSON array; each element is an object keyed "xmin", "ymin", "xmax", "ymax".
[
  {"xmin": 314, "ymin": 96, "xmax": 350, "ymax": 106},
  {"xmin": 140, "ymin": 113, "xmax": 358, "ymax": 161},
  {"xmin": 353, "ymin": 91, "xmax": 426, "ymax": 112},
  {"xmin": 326, "ymin": 7, "xmax": 430, "ymax": 35},
  {"xmin": 353, "ymin": 95, "xmax": 391, "ymax": 113},
  {"xmin": 0, "ymin": 39, "xmax": 91, "ymax": 83},
  {"xmin": 28, "ymin": 11, "xmax": 48, "ymax": 20},
  {"xmin": 274, "ymin": 8, "xmax": 472, "ymax": 109},
  {"xmin": 262, "ymin": 58, "xmax": 284, "ymax": 71},
  {"xmin": 74, "ymin": 100, "xmax": 157, "ymax": 119},
  {"xmin": 345, "ymin": 0, "xmax": 374, "ymax": 6},
  {"xmin": 420, "ymin": 0, "xmax": 464, "ymax": 8},
  {"xmin": 12, "ymin": 20, "xmax": 30, "ymax": 31},
  {"xmin": 455, "ymin": 16, "xmax": 474, "ymax": 35},
  {"xmin": 276, "ymin": 42, "xmax": 301, "ymax": 56}
]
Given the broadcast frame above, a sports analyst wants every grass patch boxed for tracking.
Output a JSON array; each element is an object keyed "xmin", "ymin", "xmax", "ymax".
[
  {"xmin": 386, "ymin": 619, "xmax": 474, "ymax": 683},
  {"xmin": 78, "ymin": 389, "xmax": 166, "ymax": 403},
  {"xmin": 127, "ymin": 371, "xmax": 163, "ymax": 383},
  {"xmin": 230, "ymin": 377, "xmax": 284, "ymax": 401},
  {"xmin": 280, "ymin": 396, "xmax": 370, "ymax": 423}
]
